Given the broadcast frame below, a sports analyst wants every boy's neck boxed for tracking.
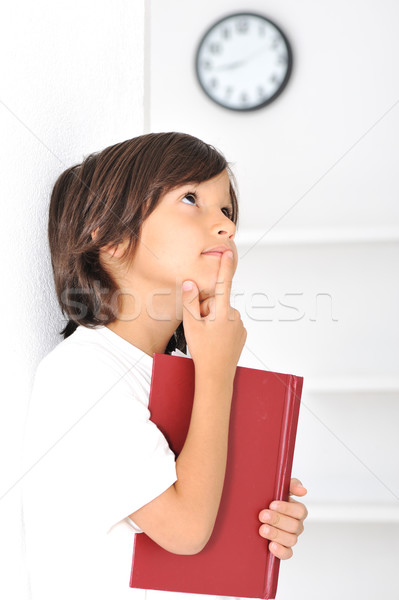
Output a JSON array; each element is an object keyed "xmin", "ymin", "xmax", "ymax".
[{"xmin": 105, "ymin": 319, "xmax": 180, "ymax": 358}]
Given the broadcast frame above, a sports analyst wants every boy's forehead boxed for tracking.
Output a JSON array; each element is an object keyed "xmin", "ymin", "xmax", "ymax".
[{"xmin": 171, "ymin": 171, "xmax": 231, "ymax": 195}]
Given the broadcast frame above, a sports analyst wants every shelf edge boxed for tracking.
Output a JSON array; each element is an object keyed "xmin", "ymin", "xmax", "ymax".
[
  {"xmin": 305, "ymin": 503, "xmax": 399, "ymax": 522},
  {"xmin": 235, "ymin": 228, "xmax": 399, "ymax": 246}
]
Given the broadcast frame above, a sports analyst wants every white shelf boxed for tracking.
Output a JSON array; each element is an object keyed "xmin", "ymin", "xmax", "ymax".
[
  {"xmin": 303, "ymin": 378, "xmax": 399, "ymax": 394},
  {"xmin": 305, "ymin": 503, "xmax": 399, "ymax": 523},
  {"xmin": 235, "ymin": 227, "xmax": 399, "ymax": 246}
]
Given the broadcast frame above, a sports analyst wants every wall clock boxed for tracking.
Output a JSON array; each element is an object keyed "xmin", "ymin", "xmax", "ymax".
[{"xmin": 195, "ymin": 12, "xmax": 293, "ymax": 112}]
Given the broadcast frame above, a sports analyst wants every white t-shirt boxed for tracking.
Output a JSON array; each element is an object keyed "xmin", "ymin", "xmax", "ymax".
[{"xmin": 21, "ymin": 325, "xmax": 237, "ymax": 600}]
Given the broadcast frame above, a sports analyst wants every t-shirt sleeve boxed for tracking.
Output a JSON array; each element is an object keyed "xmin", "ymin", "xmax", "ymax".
[
  {"xmin": 25, "ymin": 347, "xmax": 178, "ymax": 536},
  {"xmin": 95, "ymin": 384, "xmax": 179, "ymax": 534}
]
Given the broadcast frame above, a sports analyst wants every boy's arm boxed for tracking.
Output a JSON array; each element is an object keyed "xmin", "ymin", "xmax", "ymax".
[
  {"xmin": 130, "ymin": 249, "xmax": 244, "ymax": 556},
  {"xmin": 129, "ymin": 372, "xmax": 234, "ymax": 555}
]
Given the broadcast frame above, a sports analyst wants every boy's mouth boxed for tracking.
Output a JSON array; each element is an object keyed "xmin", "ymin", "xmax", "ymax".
[{"xmin": 201, "ymin": 244, "xmax": 232, "ymax": 256}]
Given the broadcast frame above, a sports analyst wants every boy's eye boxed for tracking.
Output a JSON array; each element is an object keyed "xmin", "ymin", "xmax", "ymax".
[
  {"xmin": 182, "ymin": 193, "xmax": 196, "ymax": 206},
  {"xmin": 182, "ymin": 193, "xmax": 233, "ymax": 219},
  {"xmin": 222, "ymin": 207, "xmax": 233, "ymax": 219}
]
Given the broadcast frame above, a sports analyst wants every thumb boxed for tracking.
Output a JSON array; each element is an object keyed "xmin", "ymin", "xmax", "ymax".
[
  {"xmin": 181, "ymin": 280, "xmax": 201, "ymax": 322},
  {"xmin": 289, "ymin": 478, "xmax": 308, "ymax": 496}
]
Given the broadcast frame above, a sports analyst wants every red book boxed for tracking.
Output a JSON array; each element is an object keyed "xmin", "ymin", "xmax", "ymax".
[{"xmin": 130, "ymin": 353, "xmax": 303, "ymax": 599}]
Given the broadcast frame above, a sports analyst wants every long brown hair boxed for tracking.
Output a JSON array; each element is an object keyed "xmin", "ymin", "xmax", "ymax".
[{"xmin": 48, "ymin": 132, "xmax": 239, "ymax": 354}]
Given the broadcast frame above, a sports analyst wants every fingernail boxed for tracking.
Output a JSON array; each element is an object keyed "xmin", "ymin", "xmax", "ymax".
[
  {"xmin": 270, "ymin": 502, "xmax": 278, "ymax": 510},
  {"xmin": 226, "ymin": 251, "xmax": 233, "ymax": 259},
  {"xmin": 182, "ymin": 281, "xmax": 193, "ymax": 291}
]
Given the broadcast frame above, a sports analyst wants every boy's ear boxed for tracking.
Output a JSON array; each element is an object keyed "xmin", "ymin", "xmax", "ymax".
[
  {"xmin": 91, "ymin": 226, "xmax": 100, "ymax": 241},
  {"xmin": 91, "ymin": 227, "xmax": 128, "ymax": 259}
]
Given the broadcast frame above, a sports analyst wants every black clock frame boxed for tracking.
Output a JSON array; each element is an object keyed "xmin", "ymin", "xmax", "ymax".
[{"xmin": 195, "ymin": 11, "xmax": 293, "ymax": 112}]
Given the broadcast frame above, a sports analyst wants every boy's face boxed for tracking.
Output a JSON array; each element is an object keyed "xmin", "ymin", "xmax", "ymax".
[{"xmin": 117, "ymin": 169, "xmax": 237, "ymax": 308}]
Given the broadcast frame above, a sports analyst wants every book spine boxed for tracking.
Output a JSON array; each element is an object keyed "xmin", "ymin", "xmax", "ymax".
[{"xmin": 263, "ymin": 375, "xmax": 299, "ymax": 599}]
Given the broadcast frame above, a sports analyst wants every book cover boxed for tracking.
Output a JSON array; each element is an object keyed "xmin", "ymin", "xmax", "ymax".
[{"xmin": 130, "ymin": 353, "xmax": 303, "ymax": 599}]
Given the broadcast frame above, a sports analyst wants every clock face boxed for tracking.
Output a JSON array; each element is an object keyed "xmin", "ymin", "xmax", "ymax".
[{"xmin": 195, "ymin": 12, "xmax": 293, "ymax": 112}]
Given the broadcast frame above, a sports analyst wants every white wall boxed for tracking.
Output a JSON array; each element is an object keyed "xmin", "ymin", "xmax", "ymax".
[
  {"xmin": 0, "ymin": 1, "xmax": 145, "ymax": 597},
  {"xmin": 149, "ymin": 1, "xmax": 399, "ymax": 598}
]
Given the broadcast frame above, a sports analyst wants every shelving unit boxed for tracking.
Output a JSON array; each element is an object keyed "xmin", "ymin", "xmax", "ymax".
[
  {"xmin": 299, "ymin": 380, "xmax": 399, "ymax": 394},
  {"xmin": 234, "ymin": 230, "xmax": 399, "ymax": 525},
  {"xmin": 235, "ymin": 227, "xmax": 399, "ymax": 246},
  {"xmin": 305, "ymin": 503, "xmax": 399, "ymax": 522}
]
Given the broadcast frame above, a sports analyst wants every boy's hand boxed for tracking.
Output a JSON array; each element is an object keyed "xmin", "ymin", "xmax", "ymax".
[{"xmin": 258, "ymin": 478, "xmax": 308, "ymax": 560}]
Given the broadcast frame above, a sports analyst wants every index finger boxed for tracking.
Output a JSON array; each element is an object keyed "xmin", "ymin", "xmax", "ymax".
[{"xmin": 214, "ymin": 250, "xmax": 234, "ymax": 311}]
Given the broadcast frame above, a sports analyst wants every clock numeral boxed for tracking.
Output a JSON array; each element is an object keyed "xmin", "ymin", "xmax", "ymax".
[
  {"xmin": 236, "ymin": 18, "xmax": 249, "ymax": 33},
  {"xmin": 210, "ymin": 78, "xmax": 219, "ymax": 89},
  {"xmin": 277, "ymin": 54, "xmax": 288, "ymax": 65},
  {"xmin": 225, "ymin": 86, "xmax": 233, "ymax": 97},
  {"xmin": 240, "ymin": 92, "xmax": 249, "ymax": 104},
  {"xmin": 257, "ymin": 86, "xmax": 266, "ymax": 97},
  {"xmin": 202, "ymin": 60, "xmax": 213, "ymax": 71},
  {"xmin": 271, "ymin": 38, "xmax": 280, "ymax": 49},
  {"xmin": 258, "ymin": 26, "xmax": 266, "ymax": 37},
  {"xmin": 269, "ymin": 73, "xmax": 279, "ymax": 84},
  {"xmin": 208, "ymin": 42, "xmax": 222, "ymax": 54},
  {"xmin": 221, "ymin": 27, "xmax": 231, "ymax": 39}
]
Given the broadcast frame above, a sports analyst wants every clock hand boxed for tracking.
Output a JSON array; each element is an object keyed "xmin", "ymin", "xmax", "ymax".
[
  {"xmin": 213, "ymin": 42, "xmax": 272, "ymax": 71},
  {"xmin": 214, "ymin": 58, "xmax": 244, "ymax": 71}
]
